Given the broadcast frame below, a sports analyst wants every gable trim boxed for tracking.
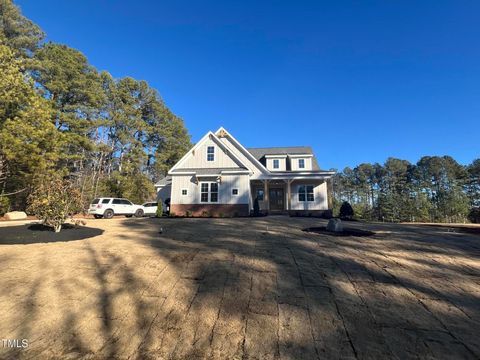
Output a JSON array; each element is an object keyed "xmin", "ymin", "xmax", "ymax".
[
  {"xmin": 215, "ymin": 127, "xmax": 270, "ymax": 175},
  {"xmin": 168, "ymin": 131, "xmax": 249, "ymax": 175}
]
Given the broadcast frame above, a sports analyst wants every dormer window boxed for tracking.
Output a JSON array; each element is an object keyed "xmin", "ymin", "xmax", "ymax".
[
  {"xmin": 207, "ymin": 146, "xmax": 215, "ymax": 161},
  {"xmin": 273, "ymin": 159, "xmax": 279, "ymax": 169},
  {"xmin": 298, "ymin": 159, "xmax": 305, "ymax": 169}
]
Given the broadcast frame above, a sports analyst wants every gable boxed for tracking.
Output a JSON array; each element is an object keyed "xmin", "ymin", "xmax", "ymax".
[
  {"xmin": 169, "ymin": 132, "xmax": 247, "ymax": 173},
  {"xmin": 216, "ymin": 130, "xmax": 269, "ymax": 179}
]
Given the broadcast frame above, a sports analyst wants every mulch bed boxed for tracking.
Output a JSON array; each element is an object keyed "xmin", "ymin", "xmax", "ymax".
[{"xmin": 303, "ymin": 226, "xmax": 375, "ymax": 237}]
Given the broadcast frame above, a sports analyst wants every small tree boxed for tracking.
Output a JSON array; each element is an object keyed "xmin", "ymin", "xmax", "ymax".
[
  {"xmin": 253, "ymin": 197, "xmax": 260, "ymax": 216},
  {"xmin": 339, "ymin": 201, "xmax": 354, "ymax": 220},
  {"xmin": 27, "ymin": 177, "xmax": 82, "ymax": 232},
  {"xmin": 156, "ymin": 201, "xmax": 163, "ymax": 217}
]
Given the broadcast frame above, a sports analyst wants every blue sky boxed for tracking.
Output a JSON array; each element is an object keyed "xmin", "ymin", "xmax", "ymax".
[{"xmin": 16, "ymin": 0, "xmax": 480, "ymax": 170}]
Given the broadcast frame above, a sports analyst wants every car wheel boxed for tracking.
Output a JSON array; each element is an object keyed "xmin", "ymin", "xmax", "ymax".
[
  {"xmin": 94, "ymin": 215, "xmax": 102, "ymax": 219},
  {"xmin": 104, "ymin": 209, "xmax": 114, "ymax": 219},
  {"xmin": 125, "ymin": 215, "xmax": 133, "ymax": 218},
  {"xmin": 134, "ymin": 209, "xmax": 144, "ymax": 218}
]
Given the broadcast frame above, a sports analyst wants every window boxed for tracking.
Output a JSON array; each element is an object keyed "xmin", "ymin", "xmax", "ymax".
[
  {"xmin": 121, "ymin": 199, "xmax": 133, "ymax": 205},
  {"xmin": 200, "ymin": 182, "xmax": 219, "ymax": 202},
  {"xmin": 181, "ymin": 189, "xmax": 188, "ymax": 196},
  {"xmin": 298, "ymin": 185, "xmax": 314, "ymax": 202},
  {"xmin": 232, "ymin": 188, "xmax": 238, "ymax": 196},
  {"xmin": 91, "ymin": 198, "xmax": 100, "ymax": 204},
  {"xmin": 256, "ymin": 189, "xmax": 264, "ymax": 201},
  {"xmin": 298, "ymin": 159, "xmax": 305, "ymax": 169},
  {"xmin": 112, "ymin": 198, "xmax": 122, "ymax": 204},
  {"xmin": 273, "ymin": 159, "xmax": 279, "ymax": 169},
  {"xmin": 207, "ymin": 146, "xmax": 215, "ymax": 161},
  {"xmin": 210, "ymin": 183, "xmax": 218, "ymax": 202},
  {"xmin": 201, "ymin": 183, "xmax": 209, "ymax": 202},
  {"xmin": 102, "ymin": 199, "xmax": 110, "ymax": 204}
]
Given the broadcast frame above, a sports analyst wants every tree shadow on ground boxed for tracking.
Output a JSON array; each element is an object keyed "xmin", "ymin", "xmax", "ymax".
[
  {"xmin": 0, "ymin": 224, "xmax": 104, "ymax": 244},
  {"xmin": 1, "ymin": 216, "xmax": 479, "ymax": 359}
]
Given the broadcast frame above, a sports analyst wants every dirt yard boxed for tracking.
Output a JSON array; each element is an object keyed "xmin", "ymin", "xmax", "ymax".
[{"xmin": 0, "ymin": 217, "xmax": 479, "ymax": 359}]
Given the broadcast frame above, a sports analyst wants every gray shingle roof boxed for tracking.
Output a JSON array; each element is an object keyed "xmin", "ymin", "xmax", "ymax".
[
  {"xmin": 246, "ymin": 146, "xmax": 322, "ymax": 171},
  {"xmin": 155, "ymin": 175, "xmax": 172, "ymax": 187}
]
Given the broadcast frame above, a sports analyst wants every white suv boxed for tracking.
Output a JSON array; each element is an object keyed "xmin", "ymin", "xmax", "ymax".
[{"xmin": 88, "ymin": 198, "xmax": 144, "ymax": 219}]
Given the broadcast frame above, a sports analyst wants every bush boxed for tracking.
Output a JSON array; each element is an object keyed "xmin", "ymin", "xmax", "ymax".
[
  {"xmin": 27, "ymin": 177, "xmax": 82, "ymax": 232},
  {"xmin": 253, "ymin": 197, "xmax": 260, "ymax": 216},
  {"xmin": 468, "ymin": 207, "xmax": 480, "ymax": 224},
  {"xmin": 339, "ymin": 201, "xmax": 354, "ymax": 220},
  {"xmin": 0, "ymin": 196, "xmax": 10, "ymax": 216},
  {"xmin": 156, "ymin": 201, "xmax": 163, "ymax": 217}
]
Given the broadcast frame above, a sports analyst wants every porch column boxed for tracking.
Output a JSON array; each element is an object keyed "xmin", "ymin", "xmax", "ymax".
[
  {"xmin": 287, "ymin": 180, "xmax": 292, "ymax": 211},
  {"xmin": 263, "ymin": 180, "xmax": 269, "ymax": 211}
]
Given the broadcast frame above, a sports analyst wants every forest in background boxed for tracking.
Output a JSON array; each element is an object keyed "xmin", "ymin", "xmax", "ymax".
[
  {"xmin": 332, "ymin": 156, "xmax": 480, "ymax": 223},
  {"xmin": 0, "ymin": 0, "xmax": 191, "ymax": 214},
  {"xmin": 1, "ymin": 1, "xmax": 478, "ymax": 223}
]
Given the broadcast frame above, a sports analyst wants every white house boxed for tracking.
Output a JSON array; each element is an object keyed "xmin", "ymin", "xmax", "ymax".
[{"xmin": 155, "ymin": 127, "xmax": 335, "ymax": 217}]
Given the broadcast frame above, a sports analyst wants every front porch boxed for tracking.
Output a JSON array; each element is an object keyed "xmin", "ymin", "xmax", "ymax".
[{"xmin": 250, "ymin": 178, "xmax": 332, "ymax": 217}]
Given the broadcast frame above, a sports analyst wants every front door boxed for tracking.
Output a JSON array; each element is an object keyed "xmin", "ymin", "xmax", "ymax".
[{"xmin": 269, "ymin": 188, "xmax": 284, "ymax": 211}]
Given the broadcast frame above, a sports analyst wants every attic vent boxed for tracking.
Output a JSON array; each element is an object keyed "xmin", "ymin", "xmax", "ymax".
[{"xmin": 217, "ymin": 129, "xmax": 227, "ymax": 138}]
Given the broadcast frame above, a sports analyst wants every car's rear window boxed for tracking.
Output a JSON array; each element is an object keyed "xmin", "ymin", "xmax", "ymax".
[
  {"xmin": 102, "ymin": 199, "xmax": 110, "ymax": 204},
  {"xmin": 91, "ymin": 198, "xmax": 100, "ymax": 204}
]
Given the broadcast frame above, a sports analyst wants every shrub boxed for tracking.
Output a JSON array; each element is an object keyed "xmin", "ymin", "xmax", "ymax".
[
  {"xmin": 185, "ymin": 210, "xmax": 192, "ymax": 217},
  {"xmin": 339, "ymin": 201, "xmax": 354, "ymax": 220},
  {"xmin": 201, "ymin": 210, "xmax": 210, "ymax": 218},
  {"xmin": 468, "ymin": 207, "xmax": 480, "ymax": 224},
  {"xmin": 27, "ymin": 177, "xmax": 82, "ymax": 232},
  {"xmin": 0, "ymin": 196, "xmax": 10, "ymax": 216},
  {"xmin": 156, "ymin": 201, "xmax": 163, "ymax": 218},
  {"xmin": 253, "ymin": 197, "xmax": 260, "ymax": 216}
]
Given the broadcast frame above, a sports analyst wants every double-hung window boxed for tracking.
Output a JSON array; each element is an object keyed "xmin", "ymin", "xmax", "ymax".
[
  {"xmin": 200, "ymin": 182, "xmax": 219, "ymax": 202},
  {"xmin": 207, "ymin": 146, "xmax": 215, "ymax": 161},
  {"xmin": 298, "ymin": 185, "xmax": 314, "ymax": 202},
  {"xmin": 273, "ymin": 159, "xmax": 279, "ymax": 169},
  {"xmin": 298, "ymin": 159, "xmax": 305, "ymax": 169}
]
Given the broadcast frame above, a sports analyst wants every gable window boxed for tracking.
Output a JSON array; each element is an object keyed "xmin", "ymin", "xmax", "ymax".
[
  {"xmin": 232, "ymin": 188, "xmax": 238, "ymax": 196},
  {"xmin": 181, "ymin": 189, "xmax": 188, "ymax": 196},
  {"xmin": 273, "ymin": 159, "xmax": 279, "ymax": 169},
  {"xmin": 200, "ymin": 182, "xmax": 219, "ymax": 203},
  {"xmin": 298, "ymin": 185, "xmax": 314, "ymax": 202},
  {"xmin": 298, "ymin": 159, "xmax": 305, "ymax": 169},
  {"xmin": 207, "ymin": 146, "xmax": 215, "ymax": 161}
]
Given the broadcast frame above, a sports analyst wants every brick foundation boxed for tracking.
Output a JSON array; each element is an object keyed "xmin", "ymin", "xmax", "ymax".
[{"xmin": 170, "ymin": 204, "xmax": 250, "ymax": 217}]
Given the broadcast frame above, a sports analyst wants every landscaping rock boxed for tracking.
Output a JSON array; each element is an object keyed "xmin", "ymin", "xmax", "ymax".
[
  {"xmin": 4, "ymin": 211, "xmax": 27, "ymax": 221},
  {"xmin": 327, "ymin": 218, "xmax": 343, "ymax": 232}
]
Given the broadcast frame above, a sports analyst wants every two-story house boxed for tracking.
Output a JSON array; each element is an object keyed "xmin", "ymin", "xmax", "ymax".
[{"xmin": 155, "ymin": 127, "xmax": 335, "ymax": 217}]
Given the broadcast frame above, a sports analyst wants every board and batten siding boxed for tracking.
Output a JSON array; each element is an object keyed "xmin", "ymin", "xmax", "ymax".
[
  {"xmin": 290, "ymin": 157, "xmax": 313, "ymax": 171},
  {"xmin": 290, "ymin": 181, "xmax": 328, "ymax": 210},
  {"xmin": 180, "ymin": 138, "xmax": 241, "ymax": 169},
  {"xmin": 171, "ymin": 174, "xmax": 250, "ymax": 205},
  {"xmin": 266, "ymin": 157, "xmax": 287, "ymax": 171},
  {"xmin": 219, "ymin": 138, "xmax": 266, "ymax": 179}
]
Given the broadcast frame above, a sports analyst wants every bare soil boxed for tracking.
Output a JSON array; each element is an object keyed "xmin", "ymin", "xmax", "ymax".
[{"xmin": 0, "ymin": 217, "xmax": 479, "ymax": 359}]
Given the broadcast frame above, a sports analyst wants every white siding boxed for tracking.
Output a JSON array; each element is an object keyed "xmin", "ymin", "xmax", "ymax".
[
  {"xmin": 219, "ymin": 137, "xmax": 266, "ymax": 179},
  {"xmin": 156, "ymin": 185, "xmax": 172, "ymax": 204},
  {"xmin": 290, "ymin": 157, "xmax": 312, "ymax": 171},
  {"xmin": 171, "ymin": 174, "xmax": 249, "ymax": 205},
  {"xmin": 266, "ymin": 157, "xmax": 287, "ymax": 171},
  {"xmin": 290, "ymin": 181, "xmax": 328, "ymax": 210},
  {"xmin": 180, "ymin": 138, "xmax": 242, "ymax": 169}
]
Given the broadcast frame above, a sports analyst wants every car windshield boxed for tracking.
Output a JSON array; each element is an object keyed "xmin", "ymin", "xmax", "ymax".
[{"xmin": 91, "ymin": 198, "xmax": 100, "ymax": 204}]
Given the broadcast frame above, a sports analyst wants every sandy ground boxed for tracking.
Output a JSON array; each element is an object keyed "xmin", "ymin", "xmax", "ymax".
[{"xmin": 0, "ymin": 216, "xmax": 479, "ymax": 359}]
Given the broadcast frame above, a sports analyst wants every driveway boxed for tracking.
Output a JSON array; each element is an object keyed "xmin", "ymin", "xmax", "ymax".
[{"xmin": 0, "ymin": 217, "xmax": 479, "ymax": 359}]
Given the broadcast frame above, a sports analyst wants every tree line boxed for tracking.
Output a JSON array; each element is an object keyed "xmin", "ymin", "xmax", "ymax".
[
  {"xmin": 332, "ymin": 156, "xmax": 480, "ymax": 223},
  {"xmin": 0, "ymin": 0, "xmax": 191, "ymax": 215}
]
